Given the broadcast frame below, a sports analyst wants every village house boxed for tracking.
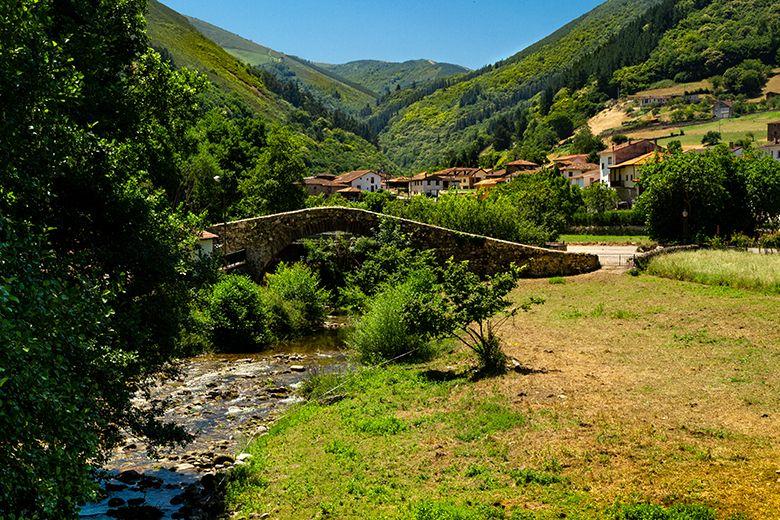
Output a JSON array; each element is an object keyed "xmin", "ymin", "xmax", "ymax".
[
  {"xmin": 194, "ymin": 230, "xmax": 218, "ymax": 259},
  {"xmin": 385, "ymin": 176, "xmax": 411, "ymax": 194},
  {"xmin": 559, "ymin": 161, "xmax": 599, "ymax": 182},
  {"xmin": 599, "ymin": 139, "xmax": 661, "ymax": 185},
  {"xmin": 474, "ymin": 177, "xmax": 509, "ymax": 192},
  {"xmin": 569, "ymin": 169, "xmax": 600, "ymax": 188},
  {"xmin": 505, "ymin": 159, "xmax": 539, "ymax": 175},
  {"xmin": 762, "ymin": 142, "xmax": 780, "ymax": 161},
  {"xmin": 409, "ymin": 172, "xmax": 455, "ymax": 197},
  {"xmin": 428, "ymin": 167, "xmax": 484, "ymax": 190},
  {"xmin": 608, "ymin": 151, "xmax": 661, "ymax": 203},
  {"xmin": 551, "ymin": 154, "xmax": 589, "ymax": 168},
  {"xmin": 334, "ymin": 169, "xmax": 383, "ymax": 192},
  {"xmin": 303, "ymin": 173, "xmax": 343, "ymax": 196},
  {"xmin": 712, "ymin": 99, "xmax": 733, "ymax": 119}
]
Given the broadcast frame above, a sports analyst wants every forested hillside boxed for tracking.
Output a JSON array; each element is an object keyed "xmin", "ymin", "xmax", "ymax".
[
  {"xmin": 377, "ymin": 0, "xmax": 672, "ymax": 170},
  {"xmin": 146, "ymin": 0, "xmax": 392, "ymax": 174},
  {"xmin": 317, "ymin": 59, "xmax": 469, "ymax": 95},
  {"xmin": 186, "ymin": 15, "xmax": 378, "ymax": 113},
  {"xmin": 614, "ymin": 0, "xmax": 780, "ymax": 92},
  {"xmin": 146, "ymin": 0, "xmax": 290, "ymax": 119}
]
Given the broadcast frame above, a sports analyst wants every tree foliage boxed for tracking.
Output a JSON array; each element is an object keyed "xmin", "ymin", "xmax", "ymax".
[{"xmin": 636, "ymin": 148, "xmax": 780, "ymax": 242}]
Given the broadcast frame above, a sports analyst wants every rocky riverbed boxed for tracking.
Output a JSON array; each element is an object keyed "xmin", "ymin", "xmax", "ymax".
[{"xmin": 79, "ymin": 327, "xmax": 349, "ymax": 520}]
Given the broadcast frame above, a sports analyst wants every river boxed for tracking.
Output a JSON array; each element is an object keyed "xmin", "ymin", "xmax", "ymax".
[{"xmin": 79, "ymin": 326, "xmax": 350, "ymax": 520}]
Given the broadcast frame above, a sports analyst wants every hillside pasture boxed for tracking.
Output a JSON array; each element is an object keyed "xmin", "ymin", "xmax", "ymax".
[{"xmin": 625, "ymin": 110, "xmax": 780, "ymax": 148}]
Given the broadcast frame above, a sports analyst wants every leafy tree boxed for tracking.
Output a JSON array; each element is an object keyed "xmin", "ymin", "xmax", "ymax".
[
  {"xmin": 1, "ymin": 1, "xmax": 204, "ymax": 516},
  {"xmin": 581, "ymin": 183, "xmax": 619, "ymax": 214},
  {"xmin": 741, "ymin": 151, "xmax": 780, "ymax": 228},
  {"xmin": 441, "ymin": 262, "xmax": 543, "ymax": 376},
  {"xmin": 636, "ymin": 148, "xmax": 760, "ymax": 242},
  {"xmin": 571, "ymin": 127, "xmax": 606, "ymax": 162},
  {"xmin": 722, "ymin": 60, "xmax": 771, "ymax": 97},
  {"xmin": 497, "ymin": 171, "xmax": 583, "ymax": 238},
  {"xmin": 702, "ymin": 131, "xmax": 722, "ymax": 146},
  {"xmin": 239, "ymin": 125, "xmax": 308, "ymax": 216},
  {"xmin": 666, "ymin": 140, "xmax": 683, "ymax": 155},
  {"xmin": 612, "ymin": 134, "xmax": 629, "ymax": 145}
]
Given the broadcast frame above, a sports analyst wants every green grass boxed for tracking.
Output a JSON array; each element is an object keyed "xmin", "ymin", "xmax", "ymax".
[
  {"xmin": 628, "ymin": 110, "xmax": 780, "ymax": 148},
  {"xmin": 646, "ymin": 250, "xmax": 780, "ymax": 294},
  {"xmin": 561, "ymin": 234, "xmax": 653, "ymax": 245},
  {"xmin": 225, "ymin": 272, "xmax": 779, "ymax": 518}
]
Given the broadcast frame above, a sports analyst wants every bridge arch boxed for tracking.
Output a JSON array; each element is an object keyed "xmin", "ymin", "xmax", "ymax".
[{"xmin": 209, "ymin": 207, "xmax": 600, "ymax": 278}]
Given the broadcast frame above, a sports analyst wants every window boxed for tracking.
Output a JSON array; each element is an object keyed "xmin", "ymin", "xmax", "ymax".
[{"xmin": 370, "ymin": 176, "xmax": 375, "ymax": 184}]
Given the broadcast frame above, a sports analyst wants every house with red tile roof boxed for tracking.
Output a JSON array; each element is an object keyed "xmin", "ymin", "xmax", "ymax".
[
  {"xmin": 334, "ymin": 169, "xmax": 383, "ymax": 193},
  {"xmin": 598, "ymin": 139, "xmax": 662, "ymax": 185},
  {"xmin": 505, "ymin": 159, "xmax": 539, "ymax": 175}
]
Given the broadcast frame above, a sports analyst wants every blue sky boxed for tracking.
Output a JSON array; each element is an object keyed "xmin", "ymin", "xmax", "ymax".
[{"xmin": 161, "ymin": 0, "xmax": 603, "ymax": 69}]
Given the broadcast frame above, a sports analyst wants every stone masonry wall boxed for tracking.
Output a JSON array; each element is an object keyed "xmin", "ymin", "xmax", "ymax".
[{"xmin": 209, "ymin": 207, "xmax": 600, "ymax": 278}]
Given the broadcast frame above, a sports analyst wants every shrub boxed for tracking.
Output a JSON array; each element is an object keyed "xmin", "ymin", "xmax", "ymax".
[
  {"xmin": 701, "ymin": 130, "xmax": 721, "ymax": 146},
  {"xmin": 581, "ymin": 183, "xmax": 619, "ymax": 214},
  {"xmin": 349, "ymin": 281, "xmax": 432, "ymax": 362},
  {"xmin": 571, "ymin": 209, "xmax": 644, "ymax": 227},
  {"xmin": 349, "ymin": 269, "xmax": 446, "ymax": 362},
  {"xmin": 265, "ymin": 262, "xmax": 330, "ymax": 327},
  {"xmin": 206, "ymin": 275, "xmax": 271, "ymax": 351},
  {"xmin": 758, "ymin": 231, "xmax": 780, "ymax": 251}
]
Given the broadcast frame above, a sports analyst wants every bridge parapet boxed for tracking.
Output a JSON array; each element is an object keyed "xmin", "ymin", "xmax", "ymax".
[{"xmin": 209, "ymin": 207, "xmax": 600, "ymax": 278}]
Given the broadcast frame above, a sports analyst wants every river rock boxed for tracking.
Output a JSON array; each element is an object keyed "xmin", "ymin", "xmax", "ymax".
[
  {"xmin": 289, "ymin": 365, "xmax": 306, "ymax": 372},
  {"xmin": 213, "ymin": 454, "xmax": 234, "ymax": 466},
  {"xmin": 105, "ymin": 481, "xmax": 127, "ymax": 492},
  {"xmin": 116, "ymin": 469, "xmax": 142, "ymax": 483},
  {"xmin": 127, "ymin": 497, "xmax": 146, "ymax": 507},
  {"xmin": 175, "ymin": 463, "xmax": 196, "ymax": 472},
  {"xmin": 236, "ymin": 453, "xmax": 253, "ymax": 463},
  {"xmin": 107, "ymin": 497, "xmax": 126, "ymax": 507}
]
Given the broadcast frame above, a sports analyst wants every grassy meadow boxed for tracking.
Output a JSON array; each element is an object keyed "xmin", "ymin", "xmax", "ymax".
[
  {"xmin": 647, "ymin": 250, "xmax": 780, "ymax": 294},
  {"xmin": 626, "ymin": 111, "xmax": 780, "ymax": 148},
  {"xmin": 226, "ymin": 271, "xmax": 780, "ymax": 519}
]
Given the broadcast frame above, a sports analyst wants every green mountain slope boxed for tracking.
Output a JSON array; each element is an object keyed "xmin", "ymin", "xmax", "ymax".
[
  {"xmin": 185, "ymin": 16, "xmax": 378, "ymax": 112},
  {"xmin": 317, "ymin": 59, "xmax": 469, "ymax": 95},
  {"xmin": 378, "ymin": 0, "xmax": 667, "ymax": 170},
  {"xmin": 146, "ymin": 0, "xmax": 290, "ymax": 119},
  {"xmin": 614, "ymin": 0, "xmax": 780, "ymax": 91}
]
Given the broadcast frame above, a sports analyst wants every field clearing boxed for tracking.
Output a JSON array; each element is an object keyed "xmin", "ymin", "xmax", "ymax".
[
  {"xmin": 588, "ymin": 102, "xmax": 631, "ymax": 136},
  {"xmin": 625, "ymin": 111, "xmax": 780, "ymax": 148},
  {"xmin": 561, "ymin": 234, "xmax": 653, "ymax": 246},
  {"xmin": 646, "ymin": 249, "xmax": 780, "ymax": 294},
  {"xmin": 227, "ymin": 272, "xmax": 780, "ymax": 519},
  {"xmin": 635, "ymin": 80, "xmax": 712, "ymax": 97},
  {"xmin": 764, "ymin": 70, "xmax": 780, "ymax": 95}
]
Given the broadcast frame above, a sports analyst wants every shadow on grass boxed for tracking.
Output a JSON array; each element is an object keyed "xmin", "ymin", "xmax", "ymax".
[{"xmin": 419, "ymin": 368, "xmax": 470, "ymax": 383}]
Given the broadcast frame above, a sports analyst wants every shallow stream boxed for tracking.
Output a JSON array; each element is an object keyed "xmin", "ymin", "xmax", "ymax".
[{"xmin": 79, "ymin": 326, "xmax": 349, "ymax": 519}]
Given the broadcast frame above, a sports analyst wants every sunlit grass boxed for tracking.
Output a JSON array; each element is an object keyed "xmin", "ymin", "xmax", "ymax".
[{"xmin": 646, "ymin": 250, "xmax": 780, "ymax": 293}]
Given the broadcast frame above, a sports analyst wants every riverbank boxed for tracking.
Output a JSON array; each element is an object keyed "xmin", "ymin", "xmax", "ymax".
[
  {"xmin": 226, "ymin": 271, "xmax": 780, "ymax": 519},
  {"xmin": 80, "ymin": 327, "xmax": 350, "ymax": 520}
]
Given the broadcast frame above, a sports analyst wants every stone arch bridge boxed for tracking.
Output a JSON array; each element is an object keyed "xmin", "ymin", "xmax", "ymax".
[{"xmin": 208, "ymin": 207, "xmax": 599, "ymax": 278}]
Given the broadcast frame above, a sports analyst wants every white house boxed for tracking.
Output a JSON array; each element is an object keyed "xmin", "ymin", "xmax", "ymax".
[
  {"xmin": 333, "ymin": 169, "xmax": 383, "ymax": 192},
  {"xmin": 409, "ymin": 172, "xmax": 455, "ymax": 197},
  {"xmin": 194, "ymin": 231, "xmax": 218, "ymax": 259},
  {"xmin": 761, "ymin": 142, "xmax": 780, "ymax": 161}
]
